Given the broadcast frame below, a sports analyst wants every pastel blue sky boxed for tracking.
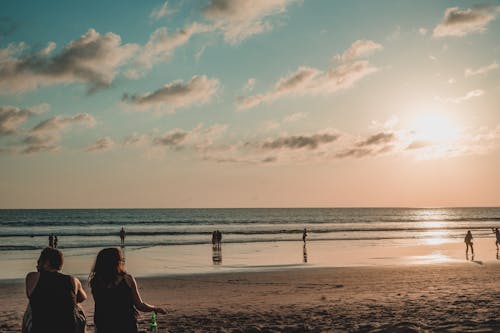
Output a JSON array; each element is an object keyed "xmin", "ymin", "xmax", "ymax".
[{"xmin": 1, "ymin": 0, "xmax": 499, "ymax": 208}]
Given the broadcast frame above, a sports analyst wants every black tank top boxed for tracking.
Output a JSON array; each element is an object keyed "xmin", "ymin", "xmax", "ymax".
[
  {"xmin": 29, "ymin": 271, "xmax": 76, "ymax": 333},
  {"xmin": 93, "ymin": 277, "xmax": 138, "ymax": 333}
]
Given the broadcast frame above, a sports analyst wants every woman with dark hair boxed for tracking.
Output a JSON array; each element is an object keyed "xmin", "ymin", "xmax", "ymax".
[
  {"xmin": 89, "ymin": 247, "xmax": 166, "ymax": 333},
  {"xmin": 25, "ymin": 247, "xmax": 87, "ymax": 333}
]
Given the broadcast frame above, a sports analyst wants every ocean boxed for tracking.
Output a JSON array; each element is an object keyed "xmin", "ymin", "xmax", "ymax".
[
  {"xmin": 1, "ymin": 207, "xmax": 499, "ymax": 251},
  {"xmin": 1, "ymin": 208, "xmax": 499, "ymax": 279}
]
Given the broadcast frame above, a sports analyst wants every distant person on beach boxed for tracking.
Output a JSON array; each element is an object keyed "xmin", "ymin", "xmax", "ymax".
[
  {"xmin": 53, "ymin": 235, "xmax": 58, "ymax": 248},
  {"xmin": 211, "ymin": 230, "xmax": 217, "ymax": 248},
  {"xmin": 48, "ymin": 234, "xmax": 54, "ymax": 248},
  {"xmin": 465, "ymin": 230, "xmax": 474, "ymax": 256},
  {"xmin": 120, "ymin": 227, "xmax": 126, "ymax": 246},
  {"xmin": 24, "ymin": 247, "xmax": 87, "ymax": 333},
  {"xmin": 215, "ymin": 230, "xmax": 222, "ymax": 248},
  {"xmin": 89, "ymin": 247, "xmax": 166, "ymax": 333},
  {"xmin": 302, "ymin": 228, "xmax": 307, "ymax": 243},
  {"xmin": 493, "ymin": 228, "xmax": 500, "ymax": 249}
]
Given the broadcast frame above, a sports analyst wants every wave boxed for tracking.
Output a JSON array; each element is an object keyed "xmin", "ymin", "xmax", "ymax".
[
  {"xmin": 1, "ymin": 225, "xmax": 499, "ymax": 238},
  {"xmin": 1, "ymin": 216, "xmax": 500, "ymax": 227}
]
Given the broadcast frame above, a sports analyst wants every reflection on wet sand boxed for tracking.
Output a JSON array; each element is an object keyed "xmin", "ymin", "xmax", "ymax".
[
  {"xmin": 303, "ymin": 244, "xmax": 308, "ymax": 263},
  {"xmin": 212, "ymin": 245, "xmax": 222, "ymax": 265}
]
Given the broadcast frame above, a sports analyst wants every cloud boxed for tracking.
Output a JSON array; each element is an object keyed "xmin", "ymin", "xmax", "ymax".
[
  {"xmin": 122, "ymin": 75, "xmax": 219, "ymax": 113},
  {"xmin": 433, "ymin": 6, "xmax": 498, "ymax": 37},
  {"xmin": 150, "ymin": 1, "xmax": 172, "ymax": 20},
  {"xmin": 237, "ymin": 61, "xmax": 379, "ymax": 110},
  {"xmin": 31, "ymin": 113, "xmax": 95, "ymax": 133},
  {"xmin": 21, "ymin": 113, "xmax": 96, "ymax": 154},
  {"xmin": 124, "ymin": 132, "xmax": 150, "ymax": 147},
  {"xmin": 283, "ymin": 112, "xmax": 307, "ymax": 123},
  {"xmin": 127, "ymin": 23, "xmax": 212, "ymax": 78},
  {"xmin": 436, "ymin": 89, "xmax": 484, "ymax": 104},
  {"xmin": 252, "ymin": 133, "xmax": 340, "ymax": 150},
  {"xmin": 0, "ymin": 104, "xmax": 48, "ymax": 136},
  {"xmin": 243, "ymin": 78, "xmax": 256, "ymax": 92},
  {"xmin": 85, "ymin": 136, "xmax": 115, "ymax": 152},
  {"xmin": 334, "ymin": 39, "xmax": 383, "ymax": 63},
  {"xmin": 153, "ymin": 130, "xmax": 189, "ymax": 148},
  {"xmin": 356, "ymin": 132, "xmax": 396, "ymax": 147},
  {"xmin": 465, "ymin": 62, "xmax": 498, "ymax": 77},
  {"xmin": 407, "ymin": 140, "xmax": 434, "ymax": 150},
  {"xmin": 0, "ymin": 29, "xmax": 139, "ymax": 94},
  {"xmin": 202, "ymin": 0, "xmax": 299, "ymax": 44}
]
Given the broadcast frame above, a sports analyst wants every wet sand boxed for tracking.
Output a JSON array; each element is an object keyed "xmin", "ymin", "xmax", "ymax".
[{"xmin": 1, "ymin": 263, "xmax": 499, "ymax": 332}]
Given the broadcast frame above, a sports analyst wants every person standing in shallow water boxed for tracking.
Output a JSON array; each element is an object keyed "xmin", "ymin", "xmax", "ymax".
[
  {"xmin": 302, "ymin": 228, "xmax": 307, "ymax": 243},
  {"xmin": 465, "ymin": 230, "xmax": 474, "ymax": 257},
  {"xmin": 120, "ymin": 227, "xmax": 126, "ymax": 246},
  {"xmin": 90, "ymin": 247, "xmax": 166, "ymax": 333},
  {"xmin": 493, "ymin": 228, "xmax": 500, "ymax": 249}
]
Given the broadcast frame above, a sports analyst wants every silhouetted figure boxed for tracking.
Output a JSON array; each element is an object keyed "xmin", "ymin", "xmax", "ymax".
[
  {"xmin": 302, "ymin": 228, "xmax": 307, "ymax": 243},
  {"xmin": 493, "ymin": 228, "xmax": 500, "ymax": 250},
  {"xmin": 212, "ymin": 246, "xmax": 222, "ymax": 265},
  {"xmin": 53, "ymin": 235, "xmax": 58, "ymax": 248},
  {"xmin": 211, "ymin": 231, "xmax": 217, "ymax": 249},
  {"xmin": 465, "ymin": 230, "xmax": 474, "ymax": 257},
  {"xmin": 89, "ymin": 247, "xmax": 166, "ymax": 333},
  {"xmin": 24, "ymin": 247, "xmax": 87, "ymax": 333},
  {"xmin": 215, "ymin": 230, "xmax": 222, "ymax": 248},
  {"xmin": 48, "ymin": 234, "xmax": 54, "ymax": 248},
  {"xmin": 119, "ymin": 227, "xmax": 126, "ymax": 246},
  {"xmin": 303, "ymin": 244, "xmax": 308, "ymax": 263}
]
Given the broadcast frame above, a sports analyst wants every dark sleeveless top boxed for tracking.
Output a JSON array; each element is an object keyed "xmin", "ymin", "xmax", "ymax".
[
  {"xmin": 29, "ymin": 271, "xmax": 76, "ymax": 333},
  {"xmin": 92, "ymin": 276, "xmax": 138, "ymax": 333}
]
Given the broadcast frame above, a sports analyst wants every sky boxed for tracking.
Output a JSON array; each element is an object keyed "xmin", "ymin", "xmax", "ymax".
[{"xmin": 0, "ymin": 0, "xmax": 499, "ymax": 208}]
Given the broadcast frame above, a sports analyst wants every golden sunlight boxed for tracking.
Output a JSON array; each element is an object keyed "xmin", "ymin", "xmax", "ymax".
[{"xmin": 411, "ymin": 112, "xmax": 459, "ymax": 144}]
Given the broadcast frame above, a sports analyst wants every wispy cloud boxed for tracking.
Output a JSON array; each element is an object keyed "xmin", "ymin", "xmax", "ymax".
[
  {"xmin": 122, "ymin": 75, "xmax": 219, "ymax": 113},
  {"xmin": 202, "ymin": 0, "xmax": 300, "ymax": 44},
  {"xmin": 0, "ymin": 29, "xmax": 139, "ymax": 94},
  {"xmin": 127, "ymin": 23, "xmax": 212, "ymax": 78},
  {"xmin": 435, "ymin": 89, "xmax": 484, "ymax": 104},
  {"xmin": 150, "ymin": 1, "xmax": 172, "ymax": 21},
  {"xmin": 0, "ymin": 104, "xmax": 48, "ymax": 136},
  {"xmin": 433, "ymin": 5, "xmax": 499, "ymax": 37},
  {"xmin": 334, "ymin": 39, "xmax": 383, "ymax": 63},
  {"xmin": 465, "ymin": 62, "xmax": 498, "ymax": 77},
  {"xmin": 21, "ymin": 113, "xmax": 96, "ymax": 154},
  {"xmin": 85, "ymin": 136, "xmax": 114, "ymax": 152},
  {"xmin": 248, "ymin": 132, "xmax": 340, "ymax": 150}
]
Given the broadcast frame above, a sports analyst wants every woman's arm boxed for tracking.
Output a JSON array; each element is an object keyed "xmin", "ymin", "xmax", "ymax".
[
  {"xmin": 72, "ymin": 277, "xmax": 87, "ymax": 303},
  {"xmin": 25, "ymin": 272, "xmax": 40, "ymax": 298},
  {"xmin": 125, "ymin": 274, "xmax": 166, "ymax": 314}
]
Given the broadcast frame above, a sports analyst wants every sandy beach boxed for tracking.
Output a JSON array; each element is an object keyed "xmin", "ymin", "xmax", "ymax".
[{"xmin": 1, "ymin": 262, "xmax": 499, "ymax": 332}]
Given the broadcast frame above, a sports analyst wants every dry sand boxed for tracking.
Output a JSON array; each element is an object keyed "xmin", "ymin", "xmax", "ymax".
[{"xmin": 1, "ymin": 263, "xmax": 499, "ymax": 332}]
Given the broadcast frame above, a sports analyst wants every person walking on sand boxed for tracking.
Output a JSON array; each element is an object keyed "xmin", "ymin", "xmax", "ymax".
[
  {"xmin": 120, "ymin": 227, "xmax": 126, "ymax": 246},
  {"xmin": 25, "ymin": 247, "xmax": 87, "ymax": 333},
  {"xmin": 493, "ymin": 228, "xmax": 500, "ymax": 249},
  {"xmin": 90, "ymin": 247, "xmax": 166, "ymax": 333},
  {"xmin": 53, "ymin": 235, "xmax": 58, "ymax": 248},
  {"xmin": 48, "ymin": 234, "xmax": 54, "ymax": 248},
  {"xmin": 465, "ymin": 230, "xmax": 474, "ymax": 256},
  {"xmin": 302, "ymin": 228, "xmax": 308, "ymax": 243}
]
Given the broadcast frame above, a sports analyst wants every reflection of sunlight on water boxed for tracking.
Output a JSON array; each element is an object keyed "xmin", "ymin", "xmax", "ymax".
[
  {"xmin": 411, "ymin": 252, "xmax": 452, "ymax": 264},
  {"xmin": 423, "ymin": 231, "xmax": 449, "ymax": 245}
]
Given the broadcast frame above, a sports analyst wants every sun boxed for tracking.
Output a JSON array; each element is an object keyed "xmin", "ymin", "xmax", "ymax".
[{"xmin": 411, "ymin": 112, "xmax": 459, "ymax": 144}]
